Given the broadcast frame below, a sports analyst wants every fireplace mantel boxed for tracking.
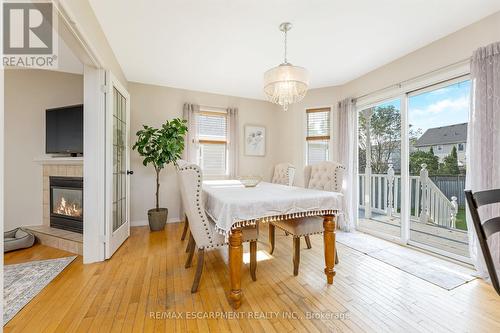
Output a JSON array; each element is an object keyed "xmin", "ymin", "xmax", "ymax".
[{"xmin": 34, "ymin": 156, "xmax": 83, "ymax": 165}]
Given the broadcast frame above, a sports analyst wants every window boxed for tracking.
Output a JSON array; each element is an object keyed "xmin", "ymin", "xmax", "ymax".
[
  {"xmin": 458, "ymin": 143, "xmax": 464, "ymax": 151},
  {"xmin": 197, "ymin": 111, "xmax": 228, "ymax": 176},
  {"xmin": 306, "ymin": 107, "xmax": 331, "ymax": 165}
]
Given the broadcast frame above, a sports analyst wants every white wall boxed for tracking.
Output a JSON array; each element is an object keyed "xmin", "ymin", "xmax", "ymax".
[
  {"xmin": 4, "ymin": 69, "xmax": 83, "ymax": 231},
  {"xmin": 339, "ymin": 11, "xmax": 500, "ymax": 99},
  {"xmin": 128, "ymin": 82, "xmax": 282, "ymax": 225},
  {"xmin": 276, "ymin": 86, "xmax": 341, "ymax": 186}
]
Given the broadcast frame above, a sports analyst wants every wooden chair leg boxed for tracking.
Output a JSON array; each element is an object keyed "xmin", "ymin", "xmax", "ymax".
[
  {"xmin": 185, "ymin": 231, "xmax": 192, "ymax": 253},
  {"xmin": 269, "ymin": 224, "xmax": 275, "ymax": 254},
  {"xmin": 305, "ymin": 235, "xmax": 312, "ymax": 249},
  {"xmin": 181, "ymin": 216, "xmax": 189, "ymax": 241},
  {"xmin": 293, "ymin": 237, "xmax": 300, "ymax": 276},
  {"xmin": 335, "ymin": 248, "xmax": 339, "ymax": 265},
  {"xmin": 250, "ymin": 240, "xmax": 257, "ymax": 281},
  {"xmin": 185, "ymin": 234, "xmax": 195, "ymax": 268},
  {"xmin": 191, "ymin": 249, "xmax": 205, "ymax": 293}
]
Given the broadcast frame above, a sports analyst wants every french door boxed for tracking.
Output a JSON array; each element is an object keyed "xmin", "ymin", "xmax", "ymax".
[
  {"xmin": 105, "ymin": 71, "xmax": 131, "ymax": 259},
  {"xmin": 356, "ymin": 76, "xmax": 471, "ymax": 263}
]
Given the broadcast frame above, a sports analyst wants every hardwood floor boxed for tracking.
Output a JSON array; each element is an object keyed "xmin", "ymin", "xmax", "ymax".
[{"xmin": 4, "ymin": 223, "xmax": 500, "ymax": 333}]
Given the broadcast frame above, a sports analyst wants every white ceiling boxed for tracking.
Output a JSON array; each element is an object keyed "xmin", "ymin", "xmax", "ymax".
[{"xmin": 89, "ymin": 0, "xmax": 500, "ymax": 100}]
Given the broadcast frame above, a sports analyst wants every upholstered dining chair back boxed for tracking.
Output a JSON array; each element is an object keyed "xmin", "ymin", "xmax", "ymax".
[
  {"xmin": 465, "ymin": 189, "xmax": 500, "ymax": 296},
  {"xmin": 304, "ymin": 161, "xmax": 345, "ymax": 192},
  {"xmin": 177, "ymin": 162, "xmax": 220, "ymax": 249},
  {"xmin": 272, "ymin": 163, "xmax": 296, "ymax": 186}
]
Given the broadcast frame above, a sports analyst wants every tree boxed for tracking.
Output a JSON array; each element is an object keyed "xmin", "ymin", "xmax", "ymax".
[
  {"xmin": 409, "ymin": 150, "xmax": 439, "ymax": 175},
  {"xmin": 439, "ymin": 146, "xmax": 460, "ymax": 175},
  {"xmin": 358, "ymin": 105, "xmax": 401, "ymax": 174},
  {"xmin": 409, "ymin": 125, "xmax": 423, "ymax": 147}
]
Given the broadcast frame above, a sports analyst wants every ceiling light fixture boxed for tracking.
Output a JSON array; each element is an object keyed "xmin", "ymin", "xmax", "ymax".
[{"xmin": 263, "ymin": 22, "xmax": 309, "ymax": 111}]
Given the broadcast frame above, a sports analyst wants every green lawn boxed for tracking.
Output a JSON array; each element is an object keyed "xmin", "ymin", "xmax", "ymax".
[{"xmin": 455, "ymin": 207, "xmax": 467, "ymax": 231}]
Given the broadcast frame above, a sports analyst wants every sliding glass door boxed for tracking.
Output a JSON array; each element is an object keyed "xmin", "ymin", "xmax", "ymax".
[
  {"xmin": 358, "ymin": 99, "xmax": 402, "ymax": 240},
  {"xmin": 356, "ymin": 75, "xmax": 471, "ymax": 262},
  {"xmin": 407, "ymin": 78, "xmax": 471, "ymax": 259}
]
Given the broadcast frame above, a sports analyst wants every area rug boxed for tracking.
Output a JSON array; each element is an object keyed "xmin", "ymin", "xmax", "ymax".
[
  {"xmin": 3, "ymin": 256, "xmax": 77, "ymax": 325},
  {"xmin": 336, "ymin": 231, "xmax": 476, "ymax": 290}
]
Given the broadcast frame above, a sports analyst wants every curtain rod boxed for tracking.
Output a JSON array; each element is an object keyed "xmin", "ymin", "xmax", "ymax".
[{"xmin": 354, "ymin": 57, "xmax": 471, "ymax": 101}]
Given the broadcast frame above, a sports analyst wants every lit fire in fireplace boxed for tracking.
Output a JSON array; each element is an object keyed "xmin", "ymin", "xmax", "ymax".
[{"xmin": 54, "ymin": 197, "xmax": 82, "ymax": 217}]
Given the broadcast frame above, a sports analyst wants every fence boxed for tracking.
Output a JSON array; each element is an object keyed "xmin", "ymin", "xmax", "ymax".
[
  {"xmin": 429, "ymin": 175, "xmax": 466, "ymax": 207},
  {"xmin": 359, "ymin": 164, "xmax": 459, "ymax": 229}
]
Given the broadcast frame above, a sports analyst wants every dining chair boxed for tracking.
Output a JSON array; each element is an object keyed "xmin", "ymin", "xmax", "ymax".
[
  {"xmin": 268, "ymin": 161, "xmax": 344, "ymax": 275},
  {"xmin": 177, "ymin": 162, "xmax": 259, "ymax": 293},
  {"xmin": 465, "ymin": 189, "xmax": 500, "ymax": 296},
  {"xmin": 271, "ymin": 163, "xmax": 296, "ymax": 237},
  {"xmin": 271, "ymin": 163, "xmax": 296, "ymax": 186}
]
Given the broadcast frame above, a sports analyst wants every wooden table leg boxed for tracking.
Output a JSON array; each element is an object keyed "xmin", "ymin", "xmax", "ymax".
[
  {"xmin": 228, "ymin": 228, "xmax": 243, "ymax": 309},
  {"xmin": 268, "ymin": 223, "xmax": 275, "ymax": 254},
  {"xmin": 323, "ymin": 215, "xmax": 336, "ymax": 284}
]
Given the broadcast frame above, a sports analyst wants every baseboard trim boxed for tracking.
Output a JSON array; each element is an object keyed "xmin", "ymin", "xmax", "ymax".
[{"xmin": 131, "ymin": 217, "xmax": 181, "ymax": 227}]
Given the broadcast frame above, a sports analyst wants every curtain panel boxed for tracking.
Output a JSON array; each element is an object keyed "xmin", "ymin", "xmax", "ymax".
[
  {"xmin": 337, "ymin": 98, "xmax": 357, "ymax": 232},
  {"xmin": 467, "ymin": 42, "xmax": 500, "ymax": 278},
  {"xmin": 180, "ymin": 103, "xmax": 200, "ymax": 220},
  {"xmin": 227, "ymin": 107, "xmax": 239, "ymax": 178},
  {"xmin": 182, "ymin": 103, "xmax": 200, "ymax": 163}
]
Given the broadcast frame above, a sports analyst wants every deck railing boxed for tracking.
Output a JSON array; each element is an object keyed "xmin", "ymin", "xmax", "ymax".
[{"xmin": 359, "ymin": 164, "xmax": 458, "ymax": 229}]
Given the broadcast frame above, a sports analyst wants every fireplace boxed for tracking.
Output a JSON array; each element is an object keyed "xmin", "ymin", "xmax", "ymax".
[{"xmin": 50, "ymin": 176, "xmax": 83, "ymax": 233}]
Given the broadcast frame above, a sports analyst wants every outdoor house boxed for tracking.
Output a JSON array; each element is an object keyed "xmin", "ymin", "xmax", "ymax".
[{"xmin": 414, "ymin": 123, "xmax": 468, "ymax": 166}]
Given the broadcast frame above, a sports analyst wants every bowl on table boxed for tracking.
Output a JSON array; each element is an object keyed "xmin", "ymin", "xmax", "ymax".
[{"xmin": 238, "ymin": 176, "xmax": 262, "ymax": 188}]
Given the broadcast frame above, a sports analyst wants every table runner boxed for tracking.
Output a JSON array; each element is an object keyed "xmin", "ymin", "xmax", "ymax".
[{"xmin": 203, "ymin": 180, "xmax": 343, "ymax": 236}]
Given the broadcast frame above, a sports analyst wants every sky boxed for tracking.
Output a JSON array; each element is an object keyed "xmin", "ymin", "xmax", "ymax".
[
  {"xmin": 375, "ymin": 79, "xmax": 470, "ymax": 137},
  {"xmin": 408, "ymin": 79, "xmax": 470, "ymax": 135}
]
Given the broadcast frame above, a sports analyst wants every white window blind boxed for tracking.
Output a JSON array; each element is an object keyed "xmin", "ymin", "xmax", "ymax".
[
  {"xmin": 196, "ymin": 111, "xmax": 228, "ymax": 176},
  {"xmin": 197, "ymin": 113, "xmax": 227, "ymax": 141},
  {"xmin": 306, "ymin": 108, "xmax": 331, "ymax": 165}
]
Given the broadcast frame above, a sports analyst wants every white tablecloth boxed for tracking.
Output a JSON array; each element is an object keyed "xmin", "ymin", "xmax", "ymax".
[{"xmin": 203, "ymin": 180, "xmax": 343, "ymax": 236}]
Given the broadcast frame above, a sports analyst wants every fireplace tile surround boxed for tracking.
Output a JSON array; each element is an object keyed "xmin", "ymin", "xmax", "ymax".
[{"xmin": 26, "ymin": 160, "xmax": 85, "ymax": 255}]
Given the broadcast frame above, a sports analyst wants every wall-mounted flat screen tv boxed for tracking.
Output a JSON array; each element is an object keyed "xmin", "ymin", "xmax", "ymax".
[{"xmin": 46, "ymin": 104, "xmax": 83, "ymax": 155}]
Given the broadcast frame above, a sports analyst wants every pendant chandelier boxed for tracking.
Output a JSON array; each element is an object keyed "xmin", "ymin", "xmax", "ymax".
[{"xmin": 263, "ymin": 22, "xmax": 309, "ymax": 111}]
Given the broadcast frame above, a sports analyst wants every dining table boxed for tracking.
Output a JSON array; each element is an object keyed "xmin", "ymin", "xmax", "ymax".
[{"xmin": 202, "ymin": 180, "xmax": 344, "ymax": 309}]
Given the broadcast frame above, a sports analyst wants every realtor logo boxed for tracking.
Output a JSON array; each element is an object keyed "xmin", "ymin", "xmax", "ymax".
[{"xmin": 2, "ymin": 1, "xmax": 58, "ymax": 68}]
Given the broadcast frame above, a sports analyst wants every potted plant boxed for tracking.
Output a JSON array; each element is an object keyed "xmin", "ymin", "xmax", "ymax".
[{"xmin": 132, "ymin": 118, "xmax": 188, "ymax": 231}]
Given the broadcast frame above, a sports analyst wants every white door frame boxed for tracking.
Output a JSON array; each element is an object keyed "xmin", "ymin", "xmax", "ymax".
[
  {"xmin": 54, "ymin": 2, "xmax": 125, "ymax": 263},
  {"xmin": 83, "ymin": 67, "xmax": 106, "ymax": 263},
  {"xmin": 53, "ymin": 3, "xmax": 107, "ymax": 263},
  {"xmin": 104, "ymin": 71, "xmax": 131, "ymax": 259}
]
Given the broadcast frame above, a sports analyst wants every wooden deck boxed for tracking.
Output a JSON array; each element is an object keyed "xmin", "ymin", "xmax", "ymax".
[
  {"xmin": 5, "ymin": 223, "xmax": 498, "ymax": 333},
  {"xmin": 358, "ymin": 214, "xmax": 470, "ymax": 258}
]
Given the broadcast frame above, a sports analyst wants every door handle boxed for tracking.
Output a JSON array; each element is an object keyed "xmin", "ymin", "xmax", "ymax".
[{"xmin": 127, "ymin": 170, "xmax": 134, "ymax": 175}]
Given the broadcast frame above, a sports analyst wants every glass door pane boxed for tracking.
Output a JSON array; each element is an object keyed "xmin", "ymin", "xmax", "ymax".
[
  {"xmin": 113, "ymin": 87, "xmax": 127, "ymax": 232},
  {"xmin": 358, "ymin": 99, "xmax": 402, "ymax": 239},
  {"xmin": 408, "ymin": 79, "xmax": 470, "ymax": 259}
]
